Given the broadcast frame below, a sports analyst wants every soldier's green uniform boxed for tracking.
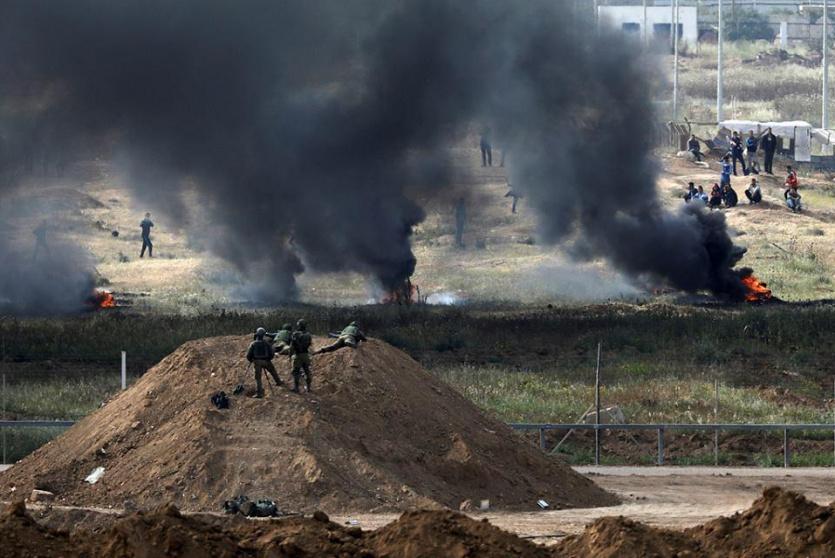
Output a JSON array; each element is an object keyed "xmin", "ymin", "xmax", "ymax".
[
  {"xmin": 289, "ymin": 320, "xmax": 313, "ymax": 393},
  {"xmin": 317, "ymin": 321, "xmax": 367, "ymax": 353},
  {"xmin": 271, "ymin": 323, "xmax": 293, "ymax": 355},
  {"xmin": 246, "ymin": 328, "xmax": 282, "ymax": 398}
]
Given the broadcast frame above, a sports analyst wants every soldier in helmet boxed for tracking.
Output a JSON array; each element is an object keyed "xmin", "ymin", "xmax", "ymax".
[
  {"xmin": 246, "ymin": 327, "xmax": 282, "ymax": 398},
  {"xmin": 289, "ymin": 319, "xmax": 313, "ymax": 393},
  {"xmin": 270, "ymin": 323, "xmax": 293, "ymax": 355},
  {"xmin": 316, "ymin": 321, "xmax": 367, "ymax": 354}
]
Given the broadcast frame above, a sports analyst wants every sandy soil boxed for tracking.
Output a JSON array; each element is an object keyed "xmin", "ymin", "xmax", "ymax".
[
  {"xmin": 3, "ymin": 465, "xmax": 834, "ymax": 546},
  {"xmin": 329, "ymin": 466, "xmax": 835, "ymax": 542}
]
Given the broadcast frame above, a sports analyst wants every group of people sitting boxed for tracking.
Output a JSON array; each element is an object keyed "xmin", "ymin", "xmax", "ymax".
[
  {"xmin": 684, "ymin": 180, "xmax": 750, "ymax": 209},
  {"xmin": 684, "ymin": 156, "xmax": 802, "ymax": 212}
]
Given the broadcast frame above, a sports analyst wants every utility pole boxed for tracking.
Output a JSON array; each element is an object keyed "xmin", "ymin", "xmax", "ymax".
[
  {"xmin": 670, "ymin": 0, "xmax": 675, "ymax": 51},
  {"xmin": 643, "ymin": 0, "xmax": 649, "ymax": 47},
  {"xmin": 673, "ymin": 0, "xmax": 679, "ymax": 120},
  {"xmin": 824, "ymin": 0, "xmax": 830, "ymax": 129},
  {"xmin": 717, "ymin": 0, "xmax": 724, "ymax": 122}
]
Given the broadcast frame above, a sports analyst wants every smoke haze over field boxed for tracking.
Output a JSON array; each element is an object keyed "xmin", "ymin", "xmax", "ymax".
[{"xmin": 0, "ymin": 0, "xmax": 748, "ymax": 309}]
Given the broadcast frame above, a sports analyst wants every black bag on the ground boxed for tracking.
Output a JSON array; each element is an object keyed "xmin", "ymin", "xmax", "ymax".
[
  {"xmin": 211, "ymin": 391, "xmax": 230, "ymax": 409},
  {"xmin": 222, "ymin": 495, "xmax": 248, "ymax": 514},
  {"xmin": 243, "ymin": 499, "xmax": 279, "ymax": 517}
]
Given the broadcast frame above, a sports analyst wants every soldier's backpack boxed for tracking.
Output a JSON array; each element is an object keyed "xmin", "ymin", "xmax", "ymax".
[
  {"xmin": 251, "ymin": 339, "xmax": 274, "ymax": 361},
  {"xmin": 292, "ymin": 332, "xmax": 312, "ymax": 353}
]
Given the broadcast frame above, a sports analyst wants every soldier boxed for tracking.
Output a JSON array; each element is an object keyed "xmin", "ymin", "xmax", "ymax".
[
  {"xmin": 317, "ymin": 321, "xmax": 367, "ymax": 354},
  {"xmin": 140, "ymin": 212, "xmax": 154, "ymax": 258},
  {"xmin": 246, "ymin": 327, "xmax": 282, "ymax": 398},
  {"xmin": 289, "ymin": 319, "xmax": 313, "ymax": 393},
  {"xmin": 270, "ymin": 323, "xmax": 293, "ymax": 354}
]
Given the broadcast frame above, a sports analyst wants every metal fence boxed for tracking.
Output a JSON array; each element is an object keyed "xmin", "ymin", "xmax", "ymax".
[{"xmin": 510, "ymin": 422, "xmax": 835, "ymax": 468}]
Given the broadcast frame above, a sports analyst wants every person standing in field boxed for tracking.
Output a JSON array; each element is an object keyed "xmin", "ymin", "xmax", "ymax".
[
  {"xmin": 745, "ymin": 130, "xmax": 760, "ymax": 174},
  {"xmin": 730, "ymin": 131, "xmax": 746, "ymax": 176},
  {"xmin": 720, "ymin": 155, "xmax": 732, "ymax": 186},
  {"xmin": 760, "ymin": 127, "xmax": 777, "ymax": 175},
  {"xmin": 140, "ymin": 212, "xmax": 154, "ymax": 258},
  {"xmin": 480, "ymin": 127, "xmax": 492, "ymax": 167}
]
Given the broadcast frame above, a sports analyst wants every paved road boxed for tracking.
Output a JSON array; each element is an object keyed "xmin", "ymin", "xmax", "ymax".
[{"xmin": 574, "ymin": 465, "xmax": 835, "ymax": 477}]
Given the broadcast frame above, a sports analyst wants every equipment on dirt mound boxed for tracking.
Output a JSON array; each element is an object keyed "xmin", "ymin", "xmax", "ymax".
[
  {"xmin": 210, "ymin": 391, "xmax": 230, "ymax": 409},
  {"xmin": 222, "ymin": 495, "xmax": 280, "ymax": 517}
]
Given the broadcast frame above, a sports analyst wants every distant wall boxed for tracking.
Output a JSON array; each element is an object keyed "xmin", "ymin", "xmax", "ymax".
[{"xmin": 598, "ymin": 6, "xmax": 699, "ymax": 46}]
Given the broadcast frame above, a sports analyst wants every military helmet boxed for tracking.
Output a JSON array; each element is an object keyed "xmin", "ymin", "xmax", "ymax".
[
  {"xmin": 296, "ymin": 319, "xmax": 307, "ymax": 331},
  {"xmin": 255, "ymin": 327, "xmax": 266, "ymax": 338},
  {"xmin": 282, "ymin": 323, "xmax": 291, "ymax": 330}
]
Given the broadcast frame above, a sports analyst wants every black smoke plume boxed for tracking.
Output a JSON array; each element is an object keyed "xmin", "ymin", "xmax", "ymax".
[{"xmin": 0, "ymin": 0, "xmax": 748, "ymax": 306}]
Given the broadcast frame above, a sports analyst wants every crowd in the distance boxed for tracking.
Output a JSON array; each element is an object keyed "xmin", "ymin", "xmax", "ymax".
[{"xmin": 684, "ymin": 128, "xmax": 802, "ymax": 213}]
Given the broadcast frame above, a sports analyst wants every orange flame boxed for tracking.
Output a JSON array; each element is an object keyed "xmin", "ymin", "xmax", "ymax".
[
  {"xmin": 741, "ymin": 275, "xmax": 772, "ymax": 303},
  {"xmin": 93, "ymin": 290, "xmax": 116, "ymax": 308}
]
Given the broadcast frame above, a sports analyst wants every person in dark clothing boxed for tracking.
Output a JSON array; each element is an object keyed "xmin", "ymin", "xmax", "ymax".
[
  {"xmin": 480, "ymin": 128, "xmax": 492, "ymax": 167},
  {"xmin": 504, "ymin": 184, "xmax": 523, "ymax": 213},
  {"xmin": 722, "ymin": 183, "xmax": 738, "ymax": 208},
  {"xmin": 140, "ymin": 212, "xmax": 154, "ymax": 258},
  {"xmin": 289, "ymin": 319, "xmax": 313, "ymax": 393},
  {"xmin": 246, "ymin": 327, "xmax": 282, "ymax": 398},
  {"xmin": 745, "ymin": 178, "xmax": 762, "ymax": 204},
  {"xmin": 708, "ymin": 183, "xmax": 723, "ymax": 209},
  {"xmin": 684, "ymin": 181, "xmax": 698, "ymax": 202},
  {"xmin": 745, "ymin": 131, "xmax": 760, "ymax": 174},
  {"xmin": 730, "ymin": 131, "xmax": 747, "ymax": 176},
  {"xmin": 454, "ymin": 197, "xmax": 466, "ymax": 248},
  {"xmin": 687, "ymin": 134, "xmax": 704, "ymax": 161},
  {"xmin": 761, "ymin": 127, "xmax": 778, "ymax": 175}
]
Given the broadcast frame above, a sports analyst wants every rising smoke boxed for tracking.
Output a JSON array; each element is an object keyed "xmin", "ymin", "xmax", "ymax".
[{"xmin": 0, "ymin": 0, "xmax": 748, "ymax": 310}]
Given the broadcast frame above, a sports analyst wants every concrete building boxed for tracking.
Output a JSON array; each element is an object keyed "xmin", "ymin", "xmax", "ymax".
[{"xmin": 598, "ymin": 5, "xmax": 699, "ymax": 47}]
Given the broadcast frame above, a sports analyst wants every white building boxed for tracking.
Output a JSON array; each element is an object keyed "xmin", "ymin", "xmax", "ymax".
[{"xmin": 597, "ymin": 6, "xmax": 699, "ymax": 47}]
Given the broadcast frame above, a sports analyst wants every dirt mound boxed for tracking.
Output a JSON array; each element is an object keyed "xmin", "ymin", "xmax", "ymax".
[
  {"xmin": 691, "ymin": 486, "xmax": 835, "ymax": 557},
  {"xmin": 555, "ymin": 487, "xmax": 835, "ymax": 558},
  {"xmin": 0, "ymin": 501, "xmax": 77, "ymax": 558},
  {"xmin": 368, "ymin": 510, "xmax": 552, "ymax": 558},
  {"xmin": 0, "ymin": 336, "xmax": 614, "ymax": 513},
  {"xmin": 555, "ymin": 516, "xmax": 700, "ymax": 557}
]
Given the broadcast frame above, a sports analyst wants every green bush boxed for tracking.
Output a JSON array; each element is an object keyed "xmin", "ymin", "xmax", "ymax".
[{"xmin": 727, "ymin": 11, "xmax": 776, "ymax": 42}]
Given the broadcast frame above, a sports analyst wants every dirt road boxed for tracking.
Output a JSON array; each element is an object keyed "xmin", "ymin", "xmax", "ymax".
[{"xmin": 330, "ymin": 466, "xmax": 835, "ymax": 542}]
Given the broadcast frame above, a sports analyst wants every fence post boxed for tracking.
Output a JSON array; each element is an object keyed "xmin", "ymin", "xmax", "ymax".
[
  {"xmin": 2, "ymin": 373, "xmax": 5, "ymax": 466},
  {"xmin": 657, "ymin": 427, "xmax": 665, "ymax": 466},
  {"xmin": 594, "ymin": 341, "xmax": 601, "ymax": 466},
  {"xmin": 121, "ymin": 351, "xmax": 127, "ymax": 390},
  {"xmin": 539, "ymin": 428, "xmax": 545, "ymax": 451},
  {"xmin": 714, "ymin": 379, "xmax": 719, "ymax": 466},
  {"xmin": 783, "ymin": 428, "xmax": 790, "ymax": 468}
]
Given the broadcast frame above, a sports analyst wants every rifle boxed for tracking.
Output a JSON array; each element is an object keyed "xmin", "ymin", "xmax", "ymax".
[
  {"xmin": 247, "ymin": 361, "xmax": 276, "ymax": 395},
  {"xmin": 327, "ymin": 332, "xmax": 341, "ymax": 339}
]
